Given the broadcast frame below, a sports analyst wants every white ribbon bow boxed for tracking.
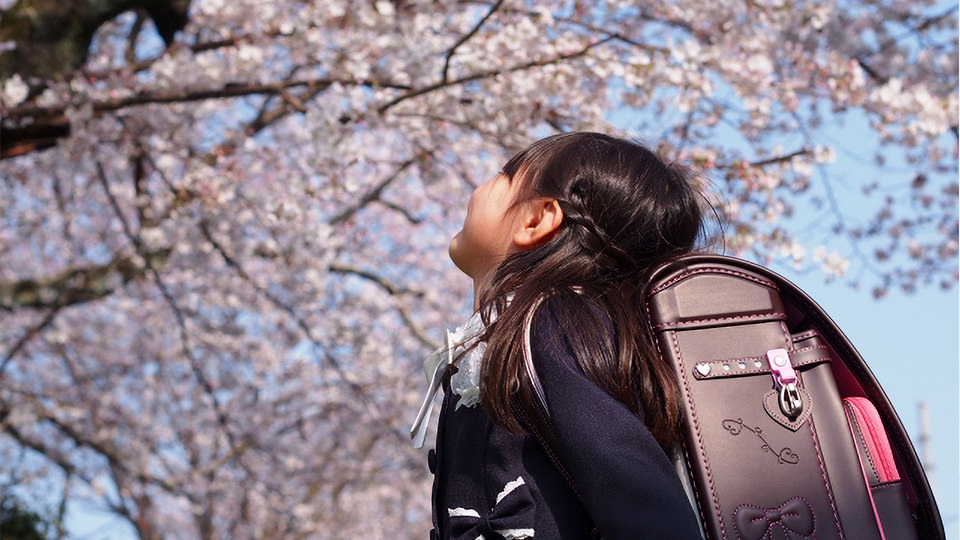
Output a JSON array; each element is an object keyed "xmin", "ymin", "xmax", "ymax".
[{"xmin": 409, "ymin": 308, "xmax": 492, "ymax": 448}]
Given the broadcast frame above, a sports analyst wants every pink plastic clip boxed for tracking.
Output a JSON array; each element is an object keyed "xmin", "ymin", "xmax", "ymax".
[{"xmin": 766, "ymin": 348, "xmax": 795, "ymax": 388}]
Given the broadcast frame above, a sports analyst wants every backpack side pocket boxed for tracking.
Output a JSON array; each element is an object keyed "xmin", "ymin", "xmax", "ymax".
[{"xmin": 844, "ymin": 397, "xmax": 919, "ymax": 540}]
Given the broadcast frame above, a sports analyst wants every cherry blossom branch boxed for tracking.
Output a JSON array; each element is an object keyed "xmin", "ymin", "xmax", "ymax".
[
  {"xmin": 393, "ymin": 111, "xmax": 506, "ymax": 147},
  {"xmin": 854, "ymin": 5, "xmax": 958, "ymax": 63},
  {"xmin": 0, "ymin": 307, "xmax": 59, "ymax": 377},
  {"xmin": 0, "ymin": 400, "xmax": 179, "ymax": 495},
  {"xmin": 327, "ymin": 158, "xmax": 417, "ymax": 225},
  {"xmin": 94, "ymin": 160, "xmax": 237, "ymax": 447},
  {"xmin": 84, "ymin": 24, "xmax": 307, "ymax": 80},
  {"xmin": 376, "ymin": 198, "xmax": 424, "ymax": 224},
  {"xmin": 4, "ymin": 77, "xmax": 412, "ymax": 120},
  {"xmin": 0, "ymin": 247, "xmax": 168, "ymax": 377},
  {"xmin": 1, "ymin": 417, "xmax": 83, "ymax": 478},
  {"xmin": 0, "ymin": 116, "xmax": 70, "ymax": 159},
  {"xmin": 813, "ymin": 161, "xmax": 884, "ymax": 280},
  {"xmin": 715, "ymin": 148, "xmax": 812, "ymax": 169},
  {"xmin": 43, "ymin": 406, "xmax": 178, "ymax": 493},
  {"xmin": 464, "ymin": 1, "xmax": 670, "ymax": 53},
  {"xmin": 441, "ymin": 0, "xmax": 505, "ymax": 84},
  {"xmin": 789, "ymin": 115, "xmax": 886, "ymax": 279},
  {"xmin": 3, "ymin": 67, "xmax": 337, "ymax": 160},
  {"xmin": 125, "ymin": 11, "xmax": 148, "ymax": 66},
  {"xmin": 376, "ymin": 35, "xmax": 616, "ymax": 114},
  {"xmin": 195, "ymin": 217, "xmax": 360, "ymax": 388},
  {"xmin": 328, "ymin": 263, "xmax": 438, "ymax": 349},
  {"xmin": 0, "ymin": 249, "xmax": 173, "ymax": 311}
]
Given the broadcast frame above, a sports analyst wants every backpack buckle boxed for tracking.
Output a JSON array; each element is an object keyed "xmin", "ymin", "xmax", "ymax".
[
  {"xmin": 767, "ymin": 349, "xmax": 803, "ymax": 419},
  {"xmin": 778, "ymin": 383, "xmax": 803, "ymax": 419}
]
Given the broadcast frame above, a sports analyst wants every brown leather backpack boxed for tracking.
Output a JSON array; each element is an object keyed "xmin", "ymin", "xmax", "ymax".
[{"xmin": 523, "ymin": 254, "xmax": 944, "ymax": 540}]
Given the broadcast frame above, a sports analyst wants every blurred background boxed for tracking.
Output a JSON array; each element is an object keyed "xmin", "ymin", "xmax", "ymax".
[{"xmin": 0, "ymin": 0, "xmax": 956, "ymax": 538}]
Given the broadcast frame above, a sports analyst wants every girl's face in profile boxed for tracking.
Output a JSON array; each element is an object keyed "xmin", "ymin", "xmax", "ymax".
[{"xmin": 449, "ymin": 172, "xmax": 527, "ymax": 282}]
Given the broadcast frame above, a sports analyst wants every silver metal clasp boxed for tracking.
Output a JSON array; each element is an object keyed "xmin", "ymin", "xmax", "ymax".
[
  {"xmin": 778, "ymin": 383, "xmax": 803, "ymax": 419},
  {"xmin": 767, "ymin": 348, "xmax": 803, "ymax": 419}
]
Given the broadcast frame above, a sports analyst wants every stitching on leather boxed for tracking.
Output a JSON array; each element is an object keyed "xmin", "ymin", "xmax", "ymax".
[
  {"xmin": 650, "ymin": 266, "xmax": 778, "ymax": 294},
  {"xmin": 700, "ymin": 346, "xmax": 829, "ymax": 366},
  {"xmin": 778, "ymin": 320, "xmax": 792, "ymax": 349},
  {"xmin": 844, "ymin": 401, "xmax": 880, "ymax": 484},
  {"xmin": 853, "ymin": 399, "xmax": 897, "ymax": 482},
  {"xmin": 645, "ymin": 303, "xmax": 710, "ymax": 536},
  {"xmin": 653, "ymin": 312, "xmax": 786, "ymax": 329},
  {"xmin": 732, "ymin": 497, "xmax": 816, "ymax": 540},
  {"xmin": 872, "ymin": 480, "xmax": 903, "ymax": 490},
  {"xmin": 778, "ymin": 284, "xmax": 932, "ymax": 529},
  {"xmin": 875, "ymin": 480, "xmax": 901, "ymax": 489},
  {"xmin": 692, "ymin": 350, "xmax": 831, "ymax": 380},
  {"xmin": 807, "ymin": 416, "xmax": 845, "ymax": 539},
  {"xmin": 670, "ymin": 330, "xmax": 727, "ymax": 540},
  {"xmin": 791, "ymin": 329, "xmax": 819, "ymax": 342}
]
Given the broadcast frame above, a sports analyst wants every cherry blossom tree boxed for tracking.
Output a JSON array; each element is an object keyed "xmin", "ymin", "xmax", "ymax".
[{"xmin": 0, "ymin": 0, "xmax": 956, "ymax": 538}]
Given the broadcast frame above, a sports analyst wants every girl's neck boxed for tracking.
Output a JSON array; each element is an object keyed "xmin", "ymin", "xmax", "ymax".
[
  {"xmin": 472, "ymin": 268, "xmax": 501, "ymax": 311},
  {"xmin": 472, "ymin": 277, "xmax": 483, "ymax": 311}
]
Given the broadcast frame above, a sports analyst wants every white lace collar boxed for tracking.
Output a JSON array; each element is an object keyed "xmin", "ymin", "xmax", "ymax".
[
  {"xmin": 410, "ymin": 289, "xmax": 583, "ymax": 447},
  {"xmin": 410, "ymin": 293, "xmax": 517, "ymax": 448}
]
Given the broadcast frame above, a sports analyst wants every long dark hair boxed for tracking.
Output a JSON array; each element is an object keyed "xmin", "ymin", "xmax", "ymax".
[{"xmin": 462, "ymin": 132, "xmax": 706, "ymax": 446}]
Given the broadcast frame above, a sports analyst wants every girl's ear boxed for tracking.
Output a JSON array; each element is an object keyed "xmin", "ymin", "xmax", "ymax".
[{"xmin": 513, "ymin": 198, "xmax": 563, "ymax": 249}]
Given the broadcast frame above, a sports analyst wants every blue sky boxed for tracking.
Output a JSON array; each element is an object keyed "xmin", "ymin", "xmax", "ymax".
[{"xmin": 777, "ymin": 256, "xmax": 959, "ymax": 537}]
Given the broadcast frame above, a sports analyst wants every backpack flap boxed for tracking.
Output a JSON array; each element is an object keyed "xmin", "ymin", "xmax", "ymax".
[
  {"xmin": 647, "ymin": 258, "xmax": 879, "ymax": 540},
  {"xmin": 646, "ymin": 255, "xmax": 944, "ymax": 540}
]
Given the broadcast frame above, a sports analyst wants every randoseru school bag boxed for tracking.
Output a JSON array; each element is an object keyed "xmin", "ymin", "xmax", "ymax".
[{"xmin": 520, "ymin": 254, "xmax": 944, "ymax": 540}]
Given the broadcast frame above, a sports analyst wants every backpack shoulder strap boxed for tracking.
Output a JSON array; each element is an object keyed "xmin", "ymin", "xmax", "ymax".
[{"xmin": 518, "ymin": 299, "xmax": 601, "ymax": 539}]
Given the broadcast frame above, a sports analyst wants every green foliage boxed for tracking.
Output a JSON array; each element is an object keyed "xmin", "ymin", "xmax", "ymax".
[{"xmin": 0, "ymin": 497, "xmax": 48, "ymax": 540}]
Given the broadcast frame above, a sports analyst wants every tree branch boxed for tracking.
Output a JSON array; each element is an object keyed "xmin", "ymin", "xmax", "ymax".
[
  {"xmin": 376, "ymin": 35, "xmax": 616, "ymax": 115},
  {"xmin": 327, "ymin": 158, "xmax": 417, "ymax": 225},
  {"xmin": 328, "ymin": 263, "xmax": 437, "ymax": 349},
  {"xmin": 94, "ymin": 160, "xmax": 236, "ymax": 448},
  {"xmin": 0, "ymin": 307, "xmax": 59, "ymax": 378},
  {"xmin": 463, "ymin": 1, "xmax": 670, "ymax": 53},
  {"xmin": 196, "ymin": 217, "xmax": 357, "ymax": 386},
  {"xmin": 374, "ymin": 198, "xmax": 424, "ymax": 224},
  {"xmin": 0, "ymin": 248, "xmax": 172, "ymax": 311},
  {"xmin": 0, "ymin": 0, "xmax": 191, "ymax": 79},
  {"xmin": 125, "ymin": 10, "xmax": 148, "ymax": 66},
  {"xmin": 716, "ymin": 147, "xmax": 812, "ymax": 169},
  {"xmin": 440, "ymin": 0, "xmax": 505, "ymax": 83},
  {"xmin": 4, "ymin": 77, "xmax": 411, "ymax": 121}
]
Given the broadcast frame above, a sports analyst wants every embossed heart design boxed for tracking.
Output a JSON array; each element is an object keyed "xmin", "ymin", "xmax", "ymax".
[
  {"xmin": 722, "ymin": 418, "xmax": 744, "ymax": 435},
  {"xmin": 779, "ymin": 447, "xmax": 800, "ymax": 465},
  {"xmin": 720, "ymin": 418, "xmax": 799, "ymax": 466}
]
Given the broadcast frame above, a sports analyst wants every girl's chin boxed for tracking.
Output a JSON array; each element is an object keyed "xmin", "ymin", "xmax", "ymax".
[{"xmin": 447, "ymin": 233, "xmax": 469, "ymax": 275}]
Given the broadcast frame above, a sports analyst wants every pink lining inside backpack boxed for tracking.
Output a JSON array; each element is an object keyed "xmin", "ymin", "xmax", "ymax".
[{"xmin": 845, "ymin": 396, "xmax": 900, "ymax": 483}]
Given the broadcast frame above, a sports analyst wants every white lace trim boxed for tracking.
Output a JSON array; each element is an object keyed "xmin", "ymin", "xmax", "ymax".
[
  {"xmin": 495, "ymin": 476, "xmax": 526, "ymax": 505},
  {"xmin": 410, "ymin": 294, "xmax": 516, "ymax": 447},
  {"xmin": 449, "ymin": 334, "xmax": 484, "ymax": 409},
  {"xmin": 498, "ymin": 528, "xmax": 535, "ymax": 540},
  {"xmin": 448, "ymin": 507, "xmax": 481, "ymax": 518},
  {"xmin": 446, "ymin": 476, "xmax": 535, "ymax": 540}
]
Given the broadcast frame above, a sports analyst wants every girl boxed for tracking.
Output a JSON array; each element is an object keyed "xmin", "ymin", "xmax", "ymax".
[{"xmin": 412, "ymin": 132, "xmax": 706, "ymax": 539}]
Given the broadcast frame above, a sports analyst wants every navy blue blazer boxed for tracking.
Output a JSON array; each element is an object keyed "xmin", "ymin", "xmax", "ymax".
[{"xmin": 428, "ymin": 298, "xmax": 703, "ymax": 540}]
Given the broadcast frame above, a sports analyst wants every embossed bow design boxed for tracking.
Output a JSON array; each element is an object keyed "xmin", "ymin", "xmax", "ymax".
[{"xmin": 734, "ymin": 497, "xmax": 815, "ymax": 540}]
